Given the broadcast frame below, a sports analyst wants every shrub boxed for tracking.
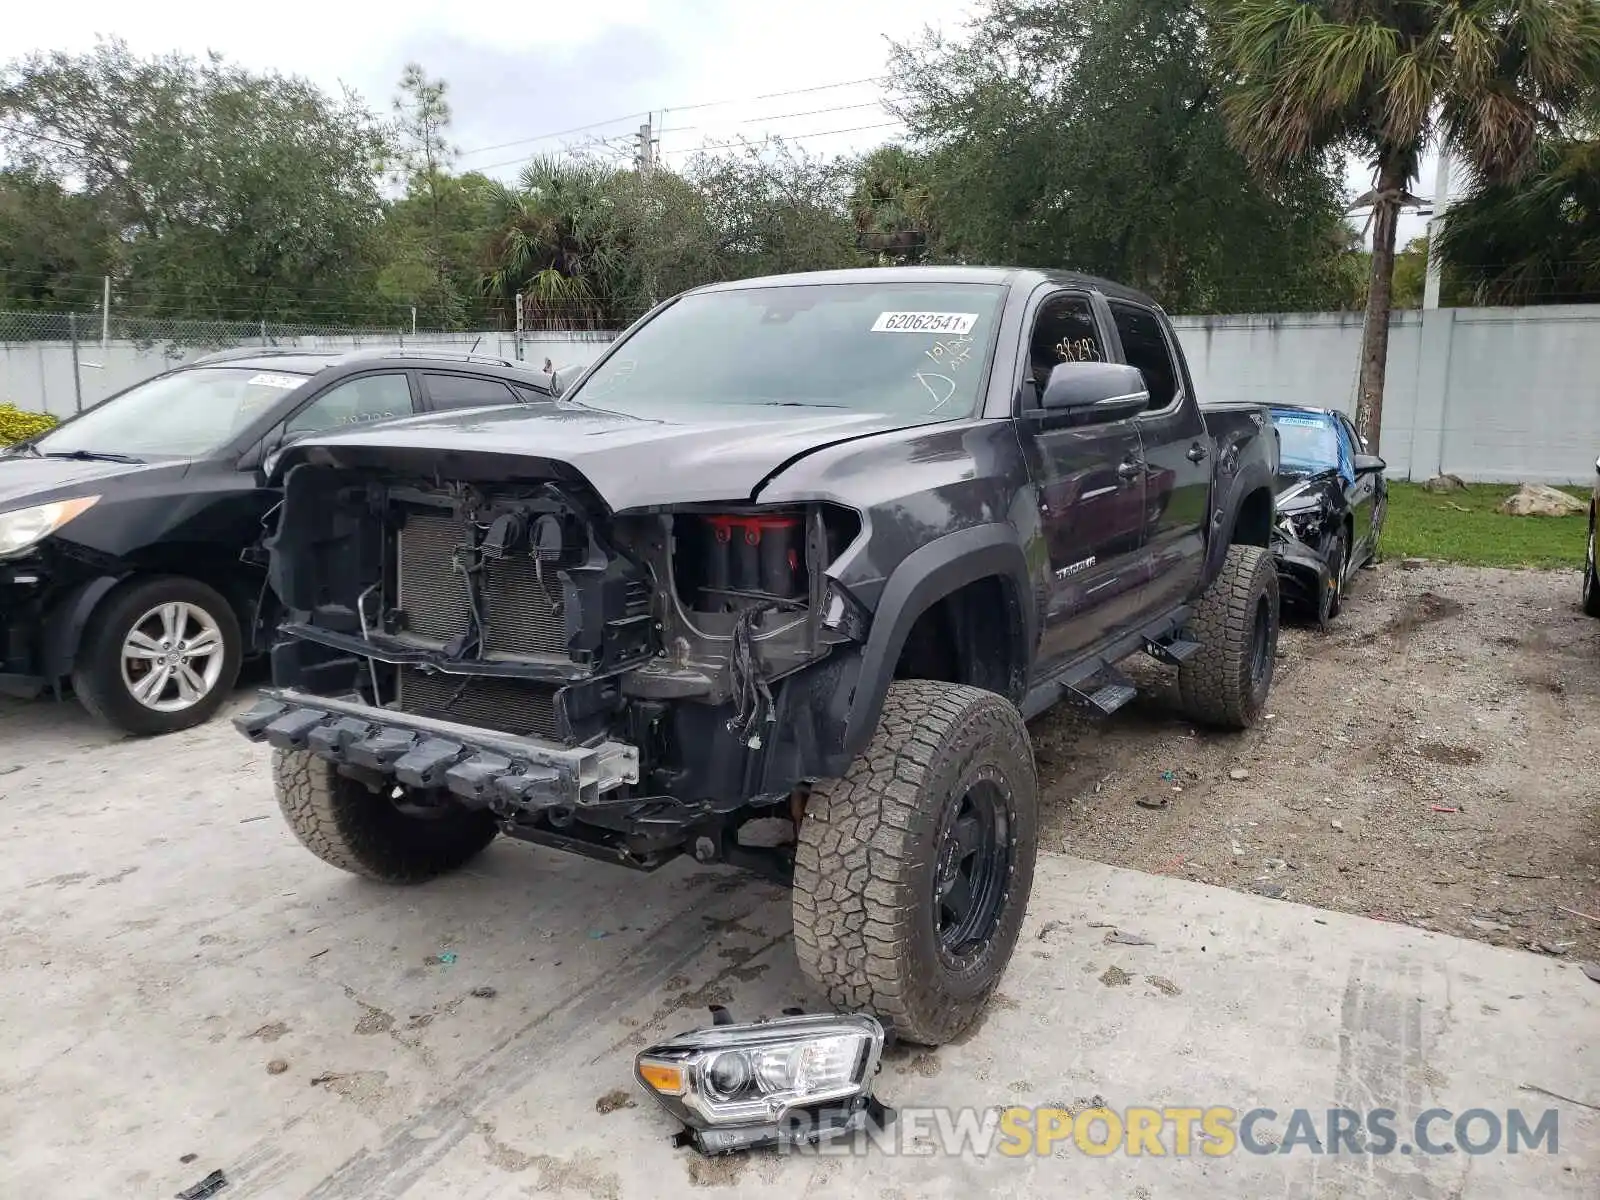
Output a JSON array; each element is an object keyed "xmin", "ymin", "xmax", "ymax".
[{"xmin": 0, "ymin": 404, "xmax": 58, "ymax": 446}]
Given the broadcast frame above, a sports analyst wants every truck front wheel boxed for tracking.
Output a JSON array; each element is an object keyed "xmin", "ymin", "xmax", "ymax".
[
  {"xmin": 272, "ymin": 749, "xmax": 498, "ymax": 883},
  {"xmin": 793, "ymin": 681, "xmax": 1038, "ymax": 1046},
  {"xmin": 1178, "ymin": 543, "xmax": 1279, "ymax": 728}
]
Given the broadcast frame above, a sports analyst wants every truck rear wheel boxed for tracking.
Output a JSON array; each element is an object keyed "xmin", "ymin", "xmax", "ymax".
[
  {"xmin": 1178, "ymin": 544, "xmax": 1279, "ymax": 728},
  {"xmin": 793, "ymin": 681, "xmax": 1038, "ymax": 1046},
  {"xmin": 272, "ymin": 749, "xmax": 497, "ymax": 883}
]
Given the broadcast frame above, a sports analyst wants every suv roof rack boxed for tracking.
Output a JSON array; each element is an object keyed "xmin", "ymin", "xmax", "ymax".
[
  {"xmin": 332, "ymin": 346, "xmax": 521, "ymax": 369},
  {"xmin": 187, "ymin": 346, "xmax": 326, "ymax": 366}
]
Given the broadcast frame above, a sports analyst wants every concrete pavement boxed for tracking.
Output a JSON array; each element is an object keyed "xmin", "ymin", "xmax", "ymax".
[{"xmin": 0, "ymin": 694, "xmax": 1594, "ymax": 1198}]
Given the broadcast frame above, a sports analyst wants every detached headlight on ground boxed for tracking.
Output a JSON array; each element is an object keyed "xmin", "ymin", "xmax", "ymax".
[
  {"xmin": 0, "ymin": 496, "xmax": 98, "ymax": 557},
  {"xmin": 635, "ymin": 1012, "xmax": 888, "ymax": 1153}
]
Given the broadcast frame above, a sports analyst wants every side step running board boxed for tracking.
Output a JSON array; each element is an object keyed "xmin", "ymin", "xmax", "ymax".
[
  {"xmin": 1067, "ymin": 669, "xmax": 1138, "ymax": 716},
  {"xmin": 1144, "ymin": 636, "xmax": 1202, "ymax": 666}
]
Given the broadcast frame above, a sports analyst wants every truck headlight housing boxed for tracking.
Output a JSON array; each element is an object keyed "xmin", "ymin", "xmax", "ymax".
[
  {"xmin": 0, "ymin": 496, "xmax": 99, "ymax": 557},
  {"xmin": 634, "ymin": 1012, "xmax": 887, "ymax": 1153}
]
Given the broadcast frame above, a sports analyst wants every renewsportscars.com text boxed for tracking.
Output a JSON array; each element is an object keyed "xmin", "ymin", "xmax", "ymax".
[{"xmin": 778, "ymin": 1105, "xmax": 1561, "ymax": 1158}]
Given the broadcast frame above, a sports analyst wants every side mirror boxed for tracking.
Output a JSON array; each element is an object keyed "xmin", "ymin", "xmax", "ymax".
[
  {"xmin": 1039, "ymin": 361, "xmax": 1149, "ymax": 420},
  {"xmin": 1353, "ymin": 453, "xmax": 1386, "ymax": 474}
]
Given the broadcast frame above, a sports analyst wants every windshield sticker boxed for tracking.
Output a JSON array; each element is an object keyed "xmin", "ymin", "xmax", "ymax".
[
  {"xmin": 1274, "ymin": 414, "xmax": 1328, "ymax": 427},
  {"xmin": 246, "ymin": 372, "xmax": 304, "ymax": 390},
  {"xmin": 871, "ymin": 311, "xmax": 979, "ymax": 335}
]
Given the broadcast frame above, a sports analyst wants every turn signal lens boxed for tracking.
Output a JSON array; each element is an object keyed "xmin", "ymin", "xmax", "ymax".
[{"xmin": 637, "ymin": 1059, "xmax": 686, "ymax": 1096}]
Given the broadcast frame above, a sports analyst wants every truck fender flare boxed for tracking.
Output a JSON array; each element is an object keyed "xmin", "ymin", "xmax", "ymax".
[
  {"xmin": 1203, "ymin": 456, "xmax": 1277, "ymax": 584},
  {"xmin": 842, "ymin": 523, "xmax": 1033, "ymax": 757},
  {"xmin": 40, "ymin": 574, "xmax": 125, "ymax": 680}
]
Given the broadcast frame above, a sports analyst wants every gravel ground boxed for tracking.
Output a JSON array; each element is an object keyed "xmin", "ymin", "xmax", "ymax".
[{"xmin": 1032, "ymin": 562, "xmax": 1600, "ymax": 964}]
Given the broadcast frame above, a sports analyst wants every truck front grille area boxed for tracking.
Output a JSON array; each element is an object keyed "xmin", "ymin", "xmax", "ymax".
[
  {"xmin": 395, "ymin": 668, "xmax": 560, "ymax": 740},
  {"xmin": 396, "ymin": 511, "xmax": 569, "ymax": 657}
]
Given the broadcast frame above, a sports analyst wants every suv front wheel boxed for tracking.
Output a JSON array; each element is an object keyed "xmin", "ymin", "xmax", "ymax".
[
  {"xmin": 793, "ymin": 680, "xmax": 1038, "ymax": 1046},
  {"xmin": 72, "ymin": 575, "xmax": 243, "ymax": 735}
]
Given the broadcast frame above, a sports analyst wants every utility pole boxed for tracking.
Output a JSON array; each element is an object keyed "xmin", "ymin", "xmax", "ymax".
[
  {"xmin": 1423, "ymin": 146, "xmax": 1452, "ymax": 310},
  {"xmin": 100, "ymin": 276, "xmax": 110, "ymax": 349},
  {"xmin": 635, "ymin": 116, "xmax": 655, "ymax": 175},
  {"xmin": 514, "ymin": 291, "xmax": 525, "ymax": 361}
]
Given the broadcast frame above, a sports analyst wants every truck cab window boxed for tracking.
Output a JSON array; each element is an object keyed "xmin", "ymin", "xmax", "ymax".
[
  {"xmin": 1025, "ymin": 294, "xmax": 1102, "ymax": 407},
  {"xmin": 1109, "ymin": 303, "xmax": 1179, "ymax": 411}
]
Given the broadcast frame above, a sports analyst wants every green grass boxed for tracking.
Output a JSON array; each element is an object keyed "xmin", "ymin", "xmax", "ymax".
[{"xmin": 1379, "ymin": 482, "xmax": 1592, "ymax": 569}]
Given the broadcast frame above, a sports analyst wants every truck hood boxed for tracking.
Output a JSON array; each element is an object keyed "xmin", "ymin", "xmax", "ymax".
[
  {"xmin": 277, "ymin": 399, "xmax": 948, "ymax": 510},
  {"xmin": 0, "ymin": 453, "xmax": 180, "ymax": 511}
]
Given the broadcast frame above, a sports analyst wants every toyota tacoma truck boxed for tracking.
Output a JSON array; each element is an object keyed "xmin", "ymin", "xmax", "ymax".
[{"xmin": 235, "ymin": 267, "xmax": 1281, "ymax": 1046}]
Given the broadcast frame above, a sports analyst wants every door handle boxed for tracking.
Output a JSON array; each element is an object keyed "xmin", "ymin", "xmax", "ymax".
[
  {"xmin": 1118, "ymin": 459, "xmax": 1143, "ymax": 480},
  {"xmin": 1186, "ymin": 442, "xmax": 1208, "ymax": 463}
]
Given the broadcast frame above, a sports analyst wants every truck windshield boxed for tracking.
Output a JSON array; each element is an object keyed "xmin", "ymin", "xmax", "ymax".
[
  {"xmin": 569, "ymin": 282, "xmax": 1005, "ymax": 418},
  {"xmin": 32, "ymin": 367, "xmax": 311, "ymax": 459}
]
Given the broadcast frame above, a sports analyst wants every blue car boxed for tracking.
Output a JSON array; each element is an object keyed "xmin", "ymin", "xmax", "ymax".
[{"xmin": 1269, "ymin": 405, "xmax": 1388, "ymax": 625}]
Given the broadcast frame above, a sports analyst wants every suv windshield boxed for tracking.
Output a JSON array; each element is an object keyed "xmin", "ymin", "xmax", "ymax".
[
  {"xmin": 32, "ymin": 367, "xmax": 311, "ymax": 459},
  {"xmin": 570, "ymin": 282, "xmax": 1005, "ymax": 417}
]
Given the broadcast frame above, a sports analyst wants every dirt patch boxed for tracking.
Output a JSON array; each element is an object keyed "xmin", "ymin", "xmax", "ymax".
[
  {"xmin": 594, "ymin": 1088, "xmax": 635, "ymax": 1114},
  {"xmin": 1036, "ymin": 564, "xmax": 1600, "ymax": 962}
]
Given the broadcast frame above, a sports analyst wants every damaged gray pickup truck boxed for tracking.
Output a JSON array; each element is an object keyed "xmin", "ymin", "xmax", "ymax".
[{"xmin": 236, "ymin": 267, "xmax": 1280, "ymax": 1046}]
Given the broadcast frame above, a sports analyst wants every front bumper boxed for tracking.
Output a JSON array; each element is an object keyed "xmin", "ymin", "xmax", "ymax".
[
  {"xmin": 235, "ymin": 688, "xmax": 640, "ymax": 812},
  {"xmin": 1270, "ymin": 531, "xmax": 1330, "ymax": 611}
]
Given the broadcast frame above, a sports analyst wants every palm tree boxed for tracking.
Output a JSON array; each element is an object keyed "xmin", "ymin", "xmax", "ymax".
[
  {"xmin": 1214, "ymin": 0, "xmax": 1600, "ymax": 453},
  {"xmin": 481, "ymin": 156, "xmax": 630, "ymax": 328}
]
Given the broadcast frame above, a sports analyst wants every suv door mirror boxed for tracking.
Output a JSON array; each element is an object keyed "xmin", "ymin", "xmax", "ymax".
[
  {"xmin": 1040, "ymin": 362, "xmax": 1149, "ymax": 420},
  {"xmin": 1353, "ymin": 453, "xmax": 1386, "ymax": 474}
]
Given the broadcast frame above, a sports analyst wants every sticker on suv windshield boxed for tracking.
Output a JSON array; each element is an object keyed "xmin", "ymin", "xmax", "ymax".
[
  {"xmin": 247, "ymin": 372, "xmax": 304, "ymax": 390},
  {"xmin": 871, "ymin": 311, "xmax": 980, "ymax": 335}
]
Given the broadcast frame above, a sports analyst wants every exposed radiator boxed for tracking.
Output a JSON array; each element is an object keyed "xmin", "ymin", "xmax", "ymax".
[
  {"xmin": 396, "ymin": 511, "xmax": 569, "ymax": 657},
  {"xmin": 396, "ymin": 668, "xmax": 560, "ymax": 740}
]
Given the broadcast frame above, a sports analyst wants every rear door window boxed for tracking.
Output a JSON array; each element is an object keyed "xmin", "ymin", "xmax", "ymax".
[{"xmin": 423, "ymin": 373, "xmax": 519, "ymax": 411}]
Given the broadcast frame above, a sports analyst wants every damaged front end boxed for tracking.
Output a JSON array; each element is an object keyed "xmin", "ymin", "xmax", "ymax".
[{"xmin": 236, "ymin": 457, "xmax": 867, "ymax": 877}]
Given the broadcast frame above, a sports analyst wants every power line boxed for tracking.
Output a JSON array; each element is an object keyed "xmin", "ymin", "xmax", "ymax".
[
  {"xmin": 456, "ymin": 75, "xmax": 886, "ymax": 159},
  {"xmin": 659, "ymin": 100, "xmax": 888, "ymax": 136},
  {"xmin": 658, "ymin": 120, "xmax": 906, "ymax": 158}
]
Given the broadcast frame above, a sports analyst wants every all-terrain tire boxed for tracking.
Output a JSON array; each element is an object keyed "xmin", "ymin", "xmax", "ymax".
[
  {"xmin": 1177, "ymin": 544, "xmax": 1279, "ymax": 729},
  {"xmin": 272, "ymin": 748, "xmax": 498, "ymax": 883},
  {"xmin": 72, "ymin": 575, "xmax": 243, "ymax": 736},
  {"xmin": 792, "ymin": 681, "xmax": 1038, "ymax": 1046}
]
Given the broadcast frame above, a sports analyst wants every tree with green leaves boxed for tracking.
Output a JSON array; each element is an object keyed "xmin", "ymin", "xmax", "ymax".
[
  {"xmin": 382, "ymin": 65, "xmax": 497, "ymax": 327},
  {"xmin": 0, "ymin": 37, "xmax": 393, "ymax": 323},
  {"xmin": 0, "ymin": 168, "xmax": 115, "ymax": 309},
  {"xmin": 1213, "ymin": 0, "xmax": 1600, "ymax": 453},
  {"xmin": 887, "ymin": 0, "xmax": 1356, "ymax": 312},
  {"xmin": 1436, "ymin": 120, "xmax": 1600, "ymax": 305}
]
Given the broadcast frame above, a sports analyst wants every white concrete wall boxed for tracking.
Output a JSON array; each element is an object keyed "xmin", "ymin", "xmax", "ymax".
[
  {"xmin": 7, "ymin": 307, "xmax": 1599, "ymax": 483},
  {"xmin": 1173, "ymin": 305, "xmax": 1600, "ymax": 484},
  {"xmin": 0, "ymin": 331, "xmax": 617, "ymax": 419}
]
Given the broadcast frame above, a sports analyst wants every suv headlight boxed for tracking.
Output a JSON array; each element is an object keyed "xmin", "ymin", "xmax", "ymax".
[
  {"xmin": 0, "ymin": 496, "xmax": 99, "ymax": 557},
  {"xmin": 635, "ymin": 1012, "xmax": 887, "ymax": 1153}
]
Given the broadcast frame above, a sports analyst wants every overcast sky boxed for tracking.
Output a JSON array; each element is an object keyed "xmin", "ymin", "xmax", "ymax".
[{"xmin": 4, "ymin": 0, "xmax": 1432, "ymax": 242}]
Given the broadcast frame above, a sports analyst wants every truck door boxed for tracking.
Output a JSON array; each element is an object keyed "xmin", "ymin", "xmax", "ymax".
[
  {"xmin": 1016, "ymin": 290, "xmax": 1150, "ymax": 666},
  {"xmin": 1106, "ymin": 301, "xmax": 1210, "ymax": 617}
]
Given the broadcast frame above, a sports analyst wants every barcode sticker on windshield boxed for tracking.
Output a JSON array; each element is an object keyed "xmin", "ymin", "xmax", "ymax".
[
  {"xmin": 871, "ymin": 311, "xmax": 979, "ymax": 335},
  {"xmin": 1274, "ymin": 415, "xmax": 1327, "ymax": 427},
  {"xmin": 247, "ymin": 372, "xmax": 303, "ymax": 390}
]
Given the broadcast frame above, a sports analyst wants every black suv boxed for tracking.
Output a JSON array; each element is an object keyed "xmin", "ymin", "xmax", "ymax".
[
  {"xmin": 237, "ymin": 268, "xmax": 1281, "ymax": 1045},
  {"xmin": 0, "ymin": 348, "xmax": 555, "ymax": 734}
]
